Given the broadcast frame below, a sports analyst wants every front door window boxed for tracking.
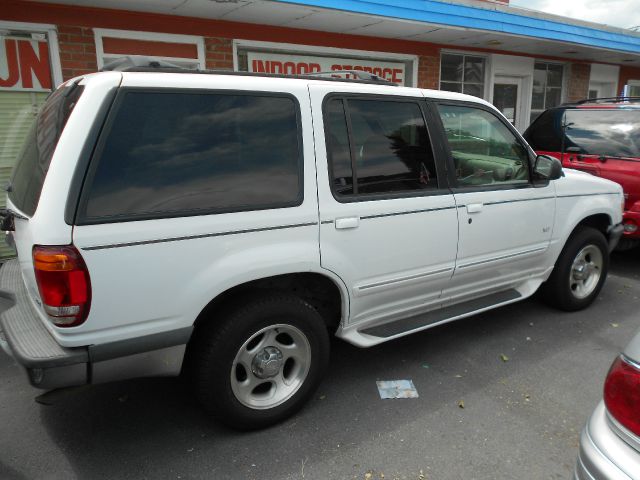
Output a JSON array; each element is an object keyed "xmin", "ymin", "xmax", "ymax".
[{"xmin": 437, "ymin": 104, "xmax": 531, "ymax": 188}]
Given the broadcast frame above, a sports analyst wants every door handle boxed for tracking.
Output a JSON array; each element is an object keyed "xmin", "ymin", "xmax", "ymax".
[
  {"xmin": 466, "ymin": 203, "xmax": 483, "ymax": 214},
  {"xmin": 335, "ymin": 217, "xmax": 360, "ymax": 229}
]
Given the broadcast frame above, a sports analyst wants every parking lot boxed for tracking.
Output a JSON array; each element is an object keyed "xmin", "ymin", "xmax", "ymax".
[{"xmin": 1, "ymin": 250, "xmax": 638, "ymax": 480}]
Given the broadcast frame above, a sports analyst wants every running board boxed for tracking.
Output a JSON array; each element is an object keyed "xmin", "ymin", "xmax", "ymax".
[{"xmin": 361, "ymin": 289, "xmax": 522, "ymax": 338}]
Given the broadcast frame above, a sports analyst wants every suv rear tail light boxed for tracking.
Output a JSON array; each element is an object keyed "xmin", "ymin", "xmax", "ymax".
[
  {"xmin": 32, "ymin": 245, "xmax": 91, "ymax": 327},
  {"xmin": 604, "ymin": 355, "xmax": 640, "ymax": 437}
]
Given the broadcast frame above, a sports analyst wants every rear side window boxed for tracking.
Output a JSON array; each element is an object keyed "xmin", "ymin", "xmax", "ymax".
[
  {"xmin": 325, "ymin": 97, "xmax": 438, "ymax": 197},
  {"xmin": 9, "ymin": 84, "xmax": 84, "ymax": 216},
  {"xmin": 563, "ymin": 109, "xmax": 640, "ymax": 158},
  {"xmin": 78, "ymin": 91, "xmax": 302, "ymax": 223}
]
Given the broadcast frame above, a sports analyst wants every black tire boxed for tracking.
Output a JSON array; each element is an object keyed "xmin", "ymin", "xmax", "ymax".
[
  {"xmin": 190, "ymin": 293, "xmax": 330, "ymax": 430},
  {"xmin": 540, "ymin": 226, "xmax": 609, "ymax": 311}
]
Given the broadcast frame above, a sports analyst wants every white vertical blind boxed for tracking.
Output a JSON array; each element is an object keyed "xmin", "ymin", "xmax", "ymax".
[{"xmin": 0, "ymin": 91, "xmax": 48, "ymax": 259}]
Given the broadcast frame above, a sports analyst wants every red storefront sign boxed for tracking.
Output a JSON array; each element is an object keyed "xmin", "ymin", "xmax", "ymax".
[
  {"xmin": 247, "ymin": 51, "xmax": 407, "ymax": 85},
  {"xmin": 0, "ymin": 36, "xmax": 52, "ymax": 91}
]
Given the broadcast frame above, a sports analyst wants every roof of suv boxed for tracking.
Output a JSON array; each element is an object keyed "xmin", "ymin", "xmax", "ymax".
[{"xmin": 558, "ymin": 97, "xmax": 640, "ymax": 110}]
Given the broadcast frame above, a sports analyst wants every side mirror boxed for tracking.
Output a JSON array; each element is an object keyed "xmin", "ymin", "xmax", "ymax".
[{"xmin": 533, "ymin": 154, "xmax": 564, "ymax": 183}]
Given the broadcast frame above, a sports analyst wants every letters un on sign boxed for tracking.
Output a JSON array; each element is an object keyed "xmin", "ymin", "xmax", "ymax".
[
  {"xmin": 247, "ymin": 51, "xmax": 406, "ymax": 85},
  {"xmin": 0, "ymin": 36, "xmax": 52, "ymax": 92}
]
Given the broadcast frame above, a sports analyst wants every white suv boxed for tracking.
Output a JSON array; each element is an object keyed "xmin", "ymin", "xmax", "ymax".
[{"xmin": 0, "ymin": 64, "xmax": 624, "ymax": 429}]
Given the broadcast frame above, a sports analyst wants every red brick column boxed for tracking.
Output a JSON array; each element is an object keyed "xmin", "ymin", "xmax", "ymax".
[
  {"xmin": 205, "ymin": 37, "xmax": 234, "ymax": 70},
  {"xmin": 57, "ymin": 25, "xmax": 98, "ymax": 80},
  {"xmin": 566, "ymin": 63, "xmax": 591, "ymax": 103},
  {"xmin": 418, "ymin": 52, "xmax": 440, "ymax": 90}
]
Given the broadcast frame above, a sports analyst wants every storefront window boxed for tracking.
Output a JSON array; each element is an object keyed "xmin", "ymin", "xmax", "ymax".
[
  {"xmin": 440, "ymin": 53, "xmax": 486, "ymax": 99},
  {"xmin": 530, "ymin": 62, "xmax": 564, "ymax": 125},
  {"xmin": 628, "ymin": 82, "xmax": 640, "ymax": 97},
  {"xmin": 94, "ymin": 29, "xmax": 205, "ymax": 70},
  {"xmin": 0, "ymin": 28, "xmax": 56, "ymax": 258}
]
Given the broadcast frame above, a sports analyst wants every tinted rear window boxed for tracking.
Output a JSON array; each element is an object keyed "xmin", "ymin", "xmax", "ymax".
[
  {"xmin": 79, "ymin": 91, "xmax": 302, "ymax": 223},
  {"xmin": 564, "ymin": 109, "xmax": 640, "ymax": 158},
  {"xmin": 9, "ymin": 85, "xmax": 84, "ymax": 216}
]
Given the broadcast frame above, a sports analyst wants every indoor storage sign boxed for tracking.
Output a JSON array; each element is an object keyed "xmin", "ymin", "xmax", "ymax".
[{"xmin": 247, "ymin": 51, "xmax": 406, "ymax": 85}]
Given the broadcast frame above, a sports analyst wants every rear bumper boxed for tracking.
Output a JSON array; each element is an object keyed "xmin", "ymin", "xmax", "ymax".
[
  {"xmin": 0, "ymin": 259, "xmax": 191, "ymax": 390},
  {"xmin": 575, "ymin": 402, "xmax": 640, "ymax": 480}
]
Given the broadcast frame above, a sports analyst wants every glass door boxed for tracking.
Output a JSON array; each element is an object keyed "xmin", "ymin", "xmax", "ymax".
[{"xmin": 493, "ymin": 76, "xmax": 523, "ymax": 132}]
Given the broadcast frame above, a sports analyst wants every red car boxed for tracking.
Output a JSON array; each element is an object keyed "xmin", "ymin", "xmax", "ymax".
[{"xmin": 524, "ymin": 97, "xmax": 640, "ymax": 250}]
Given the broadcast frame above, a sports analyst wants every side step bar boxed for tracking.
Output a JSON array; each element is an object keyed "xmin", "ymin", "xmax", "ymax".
[{"xmin": 361, "ymin": 289, "xmax": 522, "ymax": 338}]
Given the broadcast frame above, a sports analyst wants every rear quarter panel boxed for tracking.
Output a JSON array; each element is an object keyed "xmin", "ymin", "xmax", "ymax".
[
  {"xmin": 8, "ymin": 72, "xmax": 122, "ymax": 339},
  {"xmin": 67, "ymin": 74, "xmax": 324, "ymax": 348}
]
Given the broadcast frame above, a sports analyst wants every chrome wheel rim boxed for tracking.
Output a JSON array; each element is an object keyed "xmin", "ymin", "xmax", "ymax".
[
  {"xmin": 569, "ymin": 245, "xmax": 603, "ymax": 299},
  {"xmin": 230, "ymin": 324, "xmax": 310, "ymax": 410}
]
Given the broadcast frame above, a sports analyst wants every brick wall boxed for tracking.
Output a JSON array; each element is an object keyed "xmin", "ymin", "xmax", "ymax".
[
  {"xmin": 204, "ymin": 37, "xmax": 234, "ymax": 70},
  {"xmin": 418, "ymin": 52, "xmax": 440, "ymax": 90},
  {"xmin": 566, "ymin": 63, "xmax": 591, "ymax": 103},
  {"xmin": 58, "ymin": 25, "xmax": 98, "ymax": 79},
  {"xmin": 56, "ymin": 25, "xmax": 434, "ymax": 86}
]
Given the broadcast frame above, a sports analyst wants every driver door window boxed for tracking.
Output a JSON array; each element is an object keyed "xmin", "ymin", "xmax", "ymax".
[{"xmin": 437, "ymin": 104, "xmax": 530, "ymax": 187}]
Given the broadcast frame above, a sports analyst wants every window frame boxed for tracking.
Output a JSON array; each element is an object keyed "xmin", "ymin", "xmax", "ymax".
[
  {"xmin": 627, "ymin": 80, "xmax": 640, "ymax": 97},
  {"xmin": 93, "ymin": 28, "xmax": 206, "ymax": 70},
  {"xmin": 321, "ymin": 93, "xmax": 450, "ymax": 203},
  {"xmin": 530, "ymin": 61, "xmax": 566, "ymax": 124},
  {"xmin": 439, "ymin": 52, "xmax": 488, "ymax": 100},
  {"xmin": 75, "ymin": 87, "xmax": 305, "ymax": 225},
  {"xmin": 428, "ymin": 99, "xmax": 538, "ymax": 193},
  {"xmin": 0, "ymin": 20, "xmax": 64, "ymax": 90}
]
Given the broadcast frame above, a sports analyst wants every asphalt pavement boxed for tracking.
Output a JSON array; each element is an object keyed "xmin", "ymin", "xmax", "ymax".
[{"xmin": 1, "ymin": 250, "xmax": 639, "ymax": 480}]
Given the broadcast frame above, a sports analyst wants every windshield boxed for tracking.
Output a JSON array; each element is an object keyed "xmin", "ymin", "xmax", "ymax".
[
  {"xmin": 564, "ymin": 109, "xmax": 640, "ymax": 158},
  {"xmin": 8, "ymin": 84, "xmax": 84, "ymax": 217}
]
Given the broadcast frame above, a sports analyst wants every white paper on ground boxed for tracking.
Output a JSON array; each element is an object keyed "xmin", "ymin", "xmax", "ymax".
[{"xmin": 376, "ymin": 380, "xmax": 419, "ymax": 399}]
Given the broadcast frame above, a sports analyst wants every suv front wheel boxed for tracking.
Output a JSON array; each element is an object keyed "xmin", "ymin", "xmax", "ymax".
[
  {"xmin": 191, "ymin": 293, "xmax": 330, "ymax": 430},
  {"xmin": 541, "ymin": 226, "xmax": 609, "ymax": 311}
]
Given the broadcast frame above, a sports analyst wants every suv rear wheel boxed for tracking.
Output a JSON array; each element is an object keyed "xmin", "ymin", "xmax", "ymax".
[
  {"xmin": 541, "ymin": 226, "xmax": 609, "ymax": 311},
  {"xmin": 191, "ymin": 293, "xmax": 330, "ymax": 430}
]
